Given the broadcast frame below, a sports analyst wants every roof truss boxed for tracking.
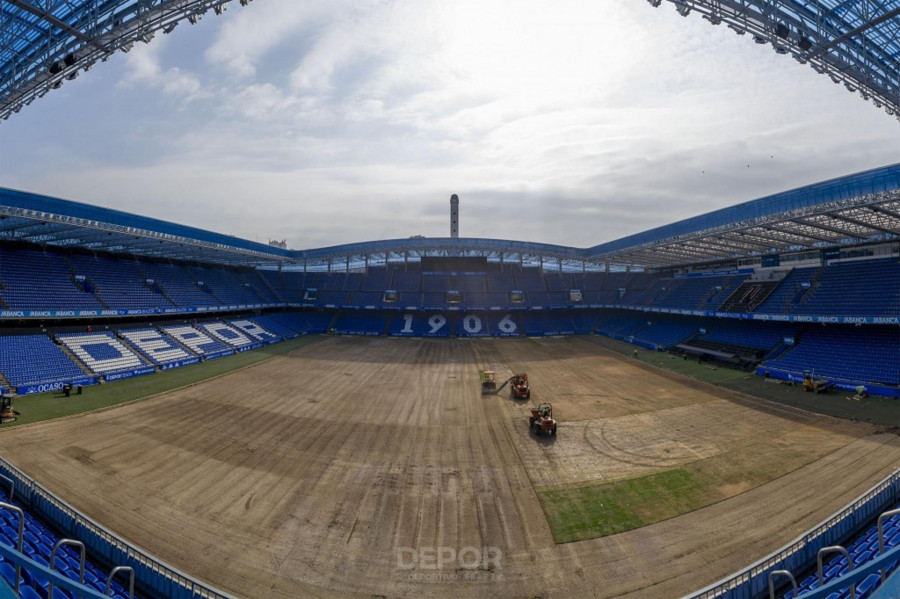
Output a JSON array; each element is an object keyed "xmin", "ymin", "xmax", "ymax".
[{"xmin": 652, "ymin": 0, "xmax": 900, "ymax": 119}]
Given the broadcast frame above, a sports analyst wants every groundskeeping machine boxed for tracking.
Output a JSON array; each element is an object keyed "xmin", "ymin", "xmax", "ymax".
[
  {"xmin": 480, "ymin": 371, "xmax": 531, "ymax": 399},
  {"xmin": 528, "ymin": 402, "xmax": 557, "ymax": 436}
]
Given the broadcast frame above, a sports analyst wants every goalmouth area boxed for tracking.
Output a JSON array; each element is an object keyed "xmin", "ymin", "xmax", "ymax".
[{"xmin": 0, "ymin": 336, "xmax": 898, "ymax": 598}]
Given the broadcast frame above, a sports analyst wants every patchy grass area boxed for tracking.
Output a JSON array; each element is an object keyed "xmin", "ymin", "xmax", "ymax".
[
  {"xmin": 1, "ymin": 335, "xmax": 323, "ymax": 428},
  {"xmin": 583, "ymin": 334, "xmax": 900, "ymax": 427},
  {"xmin": 537, "ymin": 430, "xmax": 854, "ymax": 543},
  {"xmin": 538, "ymin": 469, "xmax": 703, "ymax": 542}
]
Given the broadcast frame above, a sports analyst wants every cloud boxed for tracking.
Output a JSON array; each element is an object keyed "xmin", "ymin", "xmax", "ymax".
[
  {"xmin": 1, "ymin": 0, "xmax": 898, "ymax": 253},
  {"xmin": 120, "ymin": 40, "xmax": 204, "ymax": 101}
]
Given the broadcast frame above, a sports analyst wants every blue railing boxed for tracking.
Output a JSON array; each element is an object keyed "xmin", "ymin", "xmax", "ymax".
[
  {"xmin": 685, "ymin": 469, "xmax": 900, "ymax": 599},
  {"xmin": 0, "ymin": 456, "xmax": 235, "ymax": 599}
]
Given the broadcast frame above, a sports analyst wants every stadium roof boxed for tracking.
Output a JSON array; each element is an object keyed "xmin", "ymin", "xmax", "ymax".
[
  {"xmin": 588, "ymin": 162, "xmax": 900, "ymax": 267},
  {"xmin": 2, "ymin": 164, "xmax": 900, "ymax": 270},
  {"xmin": 1, "ymin": 1, "xmax": 899, "ymax": 121},
  {"xmin": 0, "ymin": 0, "xmax": 243, "ymax": 121},
  {"xmin": 651, "ymin": 0, "xmax": 900, "ymax": 119}
]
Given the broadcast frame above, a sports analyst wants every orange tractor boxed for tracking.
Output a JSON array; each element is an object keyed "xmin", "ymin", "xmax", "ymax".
[
  {"xmin": 508, "ymin": 373, "xmax": 530, "ymax": 400},
  {"xmin": 528, "ymin": 402, "xmax": 557, "ymax": 436},
  {"xmin": 481, "ymin": 370, "xmax": 531, "ymax": 399}
]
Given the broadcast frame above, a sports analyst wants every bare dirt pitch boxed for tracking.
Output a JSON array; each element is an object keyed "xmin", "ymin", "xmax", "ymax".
[{"xmin": 1, "ymin": 336, "xmax": 900, "ymax": 599}]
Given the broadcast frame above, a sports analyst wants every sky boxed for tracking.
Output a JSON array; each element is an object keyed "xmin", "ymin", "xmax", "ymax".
[{"xmin": 0, "ymin": 0, "xmax": 898, "ymax": 251}]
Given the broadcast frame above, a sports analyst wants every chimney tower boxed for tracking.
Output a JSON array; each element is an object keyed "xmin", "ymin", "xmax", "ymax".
[{"xmin": 450, "ymin": 194, "xmax": 459, "ymax": 238}]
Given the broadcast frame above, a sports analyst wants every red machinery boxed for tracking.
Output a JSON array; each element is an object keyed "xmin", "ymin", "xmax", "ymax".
[
  {"xmin": 528, "ymin": 402, "xmax": 557, "ymax": 436},
  {"xmin": 508, "ymin": 373, "xmax": 530, "ymax": 400}
]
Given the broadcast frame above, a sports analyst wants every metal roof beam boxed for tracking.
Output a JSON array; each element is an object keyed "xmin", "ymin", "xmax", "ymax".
[
  {"xmin": 792, "ymin": 216, "xmax": 869, "ymax": 239},
  {"xmin": 810, "ymin": 5, "xmax": 900, "ymax": 58},
  {"xmin": 3, "ymin": 0, "xmax": 106, "ymax": 51},
  {"xmin": 832, "ymin": 212, "xmax": 898, "ymax": 235},
  {"xmin": 871, "ymin": 205, "xmax": 900, "ymax": 221},
  {"xmin": 730, "ymin": 229, "xmax": 799, "ymax": 248},
  {"xmin": 767, "ymin": 224, "xmax": 836, "ymax": 244}
]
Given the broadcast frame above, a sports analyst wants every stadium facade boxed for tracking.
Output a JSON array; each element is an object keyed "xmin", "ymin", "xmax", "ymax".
[{"xmin": 0, "ymin": 167, "xmax": 897, "ymax": 598}]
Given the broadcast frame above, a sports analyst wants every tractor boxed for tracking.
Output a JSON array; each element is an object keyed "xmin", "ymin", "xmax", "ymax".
[
  {"xmin": 528, "ymin": 402, "xmax": 557, "ymax": 436},
  {"xmin": 508, "ymin": 373, "xmax": 530, "ymax": 400},
  {"xmin": 0, "ymin": 395, "xmax": 17, "ymax": 424},
  {"xmin": 480, "ymin": 370, "xmax": 497, "ymax": 394}
]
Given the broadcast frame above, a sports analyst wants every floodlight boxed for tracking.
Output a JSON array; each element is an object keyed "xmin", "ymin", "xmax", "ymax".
[
  {"xmin": 163, "ymin": 22, "xmax": 178, "ymax": 34},
  {"xmin": 728, "ymin": 24, "xmax": 745, "ymax": 35},
  {"xmin": 188, "ymin": 13, "xmax": 200, "ymax": 24},
  {"xmin": 647, "ymin": 0, "xmax": 662, "ymax": 6},
  {"xmin": 675, "ymin": 2, "xmax": 691, "ymax": 17}
]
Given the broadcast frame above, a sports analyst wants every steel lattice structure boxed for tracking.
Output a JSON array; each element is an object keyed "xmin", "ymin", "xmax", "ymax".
[
  {"xmin": 1, "ymin": 164, "xmax": 899, "ymax": 272},
  {"xmin": 650, "ymin": 0, "xmax": 900, "ymax": 119},
  {"xmin": 2, "ymin": 1, "xmax": 898, "ymax": 121},
  {"xmin": 0, "ymin": 0, "xmax": 249, "ymax": 121}
]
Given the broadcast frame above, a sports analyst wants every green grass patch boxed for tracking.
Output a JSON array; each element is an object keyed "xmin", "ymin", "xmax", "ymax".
[
  {"xmin": 582, "ymin": 334, "xmax": 900, "ymax": 427},
  {"xmin": 538, "ymin": 469, "xmax": 707, "ymax": 543},
  {"xmin": 1, "ymin": 335, "xmax": 323, "ymax": 428}
]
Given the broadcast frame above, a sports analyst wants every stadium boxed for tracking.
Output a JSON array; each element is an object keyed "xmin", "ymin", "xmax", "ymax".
[{"xmin": 0, "ymin": 1, "xmax": 900, "ymax": 599}]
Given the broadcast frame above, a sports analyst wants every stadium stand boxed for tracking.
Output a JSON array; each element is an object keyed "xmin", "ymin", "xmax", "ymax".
[
  {"xmin": 763, "ymin": 325, "xmax": 900, "ymax": 386},
  {"xmin": 251, "ymin": 315, "xmax": 302, "ymax": 339},
  {"xmin": 57, "ymin": 332, "xmax": 146, "ymax": 375},
  {"xmin": 0, "ymin": 247, "xmax": 104, "ymax": 311},
  {"xmin": 755, "ymin": 267, "xmax": 821, "ymax": 314},
  {"xmin": 0, "ymin": 486, "xmax": 132, "ymax": 599},
  {"xmin": 0, "ymin": 335, "xmax": 85, "ymax": 389},
  {"xmin": 265, "ymin": 311, "xmax": 333, "ymax": 334},
  {"xmin": 792, "ymin": 259, "xmax": 900, "ymax": 316},
  {"xmin": 331, "ymin": 312, "xmax": 387, "ymax": 335},
  {"xmin": 67, "ymin": 253, "xmax": 173, "ymax": 310},
  {"xmin": 161, "ymin": 325, "xmax": 232, "ymax": 357},
  {"xmin": 229, "ymin": 319, "xmax": 282, "ymax": 342},
  {"xmin": 387, "ymin": 312, "xmax": 453, "ymax": 336},
  {"xmin": 197, "ymin": 321, "xmax": 255, "ymax": 348},
  {"xmin": 119, "ymin": 327, "xmax": 195, "ymax": 366},
  {"xmin": 518, "ymin": 311, "xmax": 582, "ymax": 336}
]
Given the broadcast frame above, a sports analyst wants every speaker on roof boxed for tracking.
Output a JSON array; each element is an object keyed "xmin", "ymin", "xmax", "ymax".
[
  {"xmin": 64, "ymin": 53, "xmax": 76, "ymax": 67},
  {"xmin": 798, "ymin": 36, "xmax": 812, "ymax": 51},
  {"xmin": 775, "ymin": 23, "xmax": 790, "ymax": 39}
]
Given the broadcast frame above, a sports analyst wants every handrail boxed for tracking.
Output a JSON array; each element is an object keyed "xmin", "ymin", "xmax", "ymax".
[
  {"xmin": 0, "ymin": 456, "xmax": 236, "ymax": 599},
  {"xmin": 106, "ymin": 565, "xmax": 134, "ymax": 598},
  {"xmin": 0, "ymin": 532, "xmax": 109, "ymax": 598},
  {"xmin": 0, "ymin": 501, "xmax": 24, "ymax": 594},
  {"xmin": 768, "ymin": 570, "xmax": 797, "ymax": 599},
  {"xmin": 877, "ymin": 507, "xmax": 900, "ymax": 582},
  {"xmin": 795, "ymin": 542, "xmax": 900, "ymax": 599},
  {"xmin": 49, "ymin": 538, "xmax": 85, "ymax": 599},
  {"xmin": 0, "ymin": 473, "xmax": 14, "ymax": 501},
  {"xmin": 685, "ymin": 467, "xmax": 900, "ymax": 598},
  {"xmin": 817, "ymin": 546, "xmax": 854, "ymax": 599}
]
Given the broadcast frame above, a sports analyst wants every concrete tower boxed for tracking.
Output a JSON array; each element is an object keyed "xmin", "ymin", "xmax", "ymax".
[{"xmin": 450, "ymin": 194, "xmax": 459, "ymax": 238}]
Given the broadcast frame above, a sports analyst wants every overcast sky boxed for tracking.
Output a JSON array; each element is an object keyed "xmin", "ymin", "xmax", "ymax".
[{"xmin": 0, "ymin": 0, "xmax": 897, "ymax": 250}]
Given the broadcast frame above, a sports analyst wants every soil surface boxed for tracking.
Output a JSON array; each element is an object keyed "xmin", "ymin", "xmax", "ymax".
[{"xmin": 0, "ymin": 336, "xmax": 897, "ymax": 599}]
